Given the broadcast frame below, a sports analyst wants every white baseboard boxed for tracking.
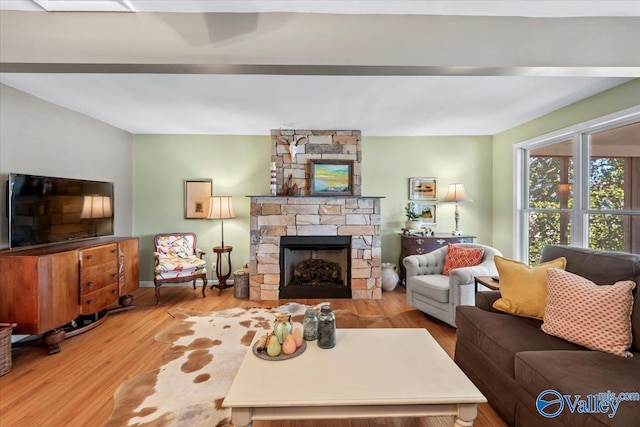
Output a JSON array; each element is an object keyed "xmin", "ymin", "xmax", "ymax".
[{"xmin": 139, "ymin": 280, "xmax": 234, "ymax": 288}]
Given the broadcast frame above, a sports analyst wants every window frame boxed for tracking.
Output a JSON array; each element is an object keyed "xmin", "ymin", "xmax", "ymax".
[{"xmin": 513, "ymin": 105, "xmax": 640, "ymax": 262}]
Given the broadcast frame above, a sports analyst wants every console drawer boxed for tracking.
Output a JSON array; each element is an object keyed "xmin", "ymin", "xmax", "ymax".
[
  {"xmin": 81, "ymin": 283, "xmax": 119, "ymax": 314},
  {"xmin": 80, "ymin": 244, "xmax": 118, "ymax": 267}
]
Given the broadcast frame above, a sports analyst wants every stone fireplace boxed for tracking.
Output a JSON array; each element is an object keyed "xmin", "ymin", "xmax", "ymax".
[
  {"xmin": 279, "ymin": 235, "xmax": 351, "ymax": 299},
  {"xmin": 248, "ymin": 129, "xmax": 382, "ymax": 300}
]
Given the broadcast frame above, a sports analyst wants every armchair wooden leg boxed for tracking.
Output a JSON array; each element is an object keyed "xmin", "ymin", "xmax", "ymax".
[
  {"xmin": 155, "ymin": 285, "xmax": 161, "ymax": 305},
  {"xmin": 201, "ymin": 277, "xmax": 208, "ymax": 297}
]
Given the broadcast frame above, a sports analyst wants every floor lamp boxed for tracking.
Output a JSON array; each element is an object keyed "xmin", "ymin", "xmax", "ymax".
[
  {"xmin": 207, "ymin": 196, "xmax": 236, "ymax": 293},
  {"xmin": 444, "ymin": 184, "xmax": 471, "ymax": 236}
]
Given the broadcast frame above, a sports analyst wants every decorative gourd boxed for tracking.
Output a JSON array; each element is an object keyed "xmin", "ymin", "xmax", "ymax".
[
  {"xmin": 282, "ymin": 334, "xmax": 297, "ymax": 355},
  {"xmin": 267, "ymin": 334, "xmax": 282, "ymax": 357},
  {"xmin": 292, "ymin": 327, "xmax": 303, "ymax": 348}
]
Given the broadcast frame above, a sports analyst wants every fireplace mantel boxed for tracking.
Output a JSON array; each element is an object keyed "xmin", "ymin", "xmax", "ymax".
[{"xmin": 248, "ymin": 196, "xmax": 383, "ymax": 300}]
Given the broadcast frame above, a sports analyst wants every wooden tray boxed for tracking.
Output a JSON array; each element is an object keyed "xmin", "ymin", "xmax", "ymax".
[{"xmin": 253, "ymin": 338, "xmax": 307, "ymax": 361}]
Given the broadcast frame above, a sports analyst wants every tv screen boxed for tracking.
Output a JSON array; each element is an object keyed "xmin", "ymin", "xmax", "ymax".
[{"xmin": 8, "ymin": 173, "xmax": 114, "ymax": 248}]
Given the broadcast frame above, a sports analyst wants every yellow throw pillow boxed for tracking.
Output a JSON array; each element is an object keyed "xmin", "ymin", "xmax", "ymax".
[{"xmin": 492, "ymin": 256, "xmax": 567, "ymax": 319}]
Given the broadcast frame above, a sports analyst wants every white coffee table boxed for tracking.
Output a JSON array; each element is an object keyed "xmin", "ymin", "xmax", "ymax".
[{"xmin": 223, "ymin": 328, "xmax": 486, "ymax": 426}]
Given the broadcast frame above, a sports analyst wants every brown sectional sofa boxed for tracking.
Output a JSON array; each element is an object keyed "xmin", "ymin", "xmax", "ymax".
[{"xmin": 454, "ymin": 245, "xmax": 640, "ymax": 427}]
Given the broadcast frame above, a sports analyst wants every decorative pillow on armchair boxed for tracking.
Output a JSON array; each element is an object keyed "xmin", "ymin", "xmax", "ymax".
[
  {"xmin": 542, "ymin": 268, "xmax": 636, "ymax": 357},
  {"xmin": 442, "ymin": 243, "xmax": 484, "ymax": 276},
  {"xmin": 492, "ymin": 256, "xmax": 566, "ymax": 319}
]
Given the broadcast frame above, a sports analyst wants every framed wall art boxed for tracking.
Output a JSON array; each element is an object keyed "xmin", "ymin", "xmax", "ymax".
[
  {"xmin": 409, "ymin": 177, "xmax": 438, "ymax": 201},
  {"xmin": 184, "ymin": 179, "xmax": 213, "ymax": 219},
  {"xmin": 309, "ymin": 160, "xmax": 354, "ymax": 196},
  {"xmin": 408, "ymin": 202, "xmax": 437, "ymax": 225}
]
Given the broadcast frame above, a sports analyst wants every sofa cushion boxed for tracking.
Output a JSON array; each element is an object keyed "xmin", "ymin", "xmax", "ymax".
[
  {"xmin": 492, "ymin": 256, "xmax": 567, "ymax": 319},
  {"xmin": 540, "ymin": 245, "xmax": 640, "ymax": 353},
  {"xmin": 442, "ymin": 243, "xmax": 484, "ymax": 276},
  {"xmin": 407, "ymin": 274, "xmax": 449, "ymax": 303},
  {"xmin": 542, "ymin": 268, "xmax": 636, "ymax": 357},
  {"xmin": 455, "ymin": 305, "xmax": 585, "ymax": 376},
  {"xmin": 515, "ymin": 350, "xmax": 640, "ymax": 427}
]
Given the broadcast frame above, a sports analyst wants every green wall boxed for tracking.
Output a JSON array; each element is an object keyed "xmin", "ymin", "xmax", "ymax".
[
  {"xmin": 133, "ymin": 134, "xmax": 494, "ymax": 282},
  {"xmin": 492, "ymin": 78, "xmax": 640, "ymax": 257}
]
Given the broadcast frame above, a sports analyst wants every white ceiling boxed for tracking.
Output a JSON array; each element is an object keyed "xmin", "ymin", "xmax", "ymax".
[
  {"xmin": 3, "ymin": 0, "xmax": 640, "ymax": 16},
  {"xmin": 0, "ymin": 73, "xmax": 631, "ymax": 135},
  {"xmin": 0, "ymin": 1, "xmax": 638, "ymax": 136}
]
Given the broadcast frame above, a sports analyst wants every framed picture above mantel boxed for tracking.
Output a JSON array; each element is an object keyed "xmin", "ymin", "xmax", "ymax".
[{"xmin": 309, "ymin": 160, "xmax": 354, "ymax": 196}]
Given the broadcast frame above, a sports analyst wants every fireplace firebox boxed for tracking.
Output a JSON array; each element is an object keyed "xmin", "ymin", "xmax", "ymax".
[{"xmin": 279, "ymin": 236, "xmax": 351, "ymax": 298}]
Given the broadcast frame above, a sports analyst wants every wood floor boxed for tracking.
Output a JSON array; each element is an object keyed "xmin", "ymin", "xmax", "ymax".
[{"xmin": 0, "ymin": 286, "xmax": 507, "ymax": 427}]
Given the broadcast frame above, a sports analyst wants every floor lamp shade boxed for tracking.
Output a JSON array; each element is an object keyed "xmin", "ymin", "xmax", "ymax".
[
  {"xmin": 207, "ymin": 196, "xmax": 236, "ymax": 247},
  {"xmin": 444, "ymin": 184, "xmax": 471, "ymax": 236}
]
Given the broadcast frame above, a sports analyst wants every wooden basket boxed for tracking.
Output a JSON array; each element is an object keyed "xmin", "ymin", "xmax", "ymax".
[{"xmin": 0, "ymin": 323, "xmax": 17, "ymax": 377}]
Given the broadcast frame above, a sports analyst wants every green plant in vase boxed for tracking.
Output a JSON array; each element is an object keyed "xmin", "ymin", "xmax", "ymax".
[{"xmin": 405, "ymin": 203, "xmax": 423, "ymax": 230}]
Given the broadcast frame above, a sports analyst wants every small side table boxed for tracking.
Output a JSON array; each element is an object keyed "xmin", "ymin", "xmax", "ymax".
[
  {"xmin": 212, "ymin": 246, "xmax": 234, "ymax": 294},
  {"xmin": 474, "ymin": 276, "xmax": 500, "ymax": 293}
]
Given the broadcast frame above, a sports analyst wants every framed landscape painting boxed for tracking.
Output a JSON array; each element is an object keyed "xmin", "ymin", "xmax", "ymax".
[
  {"xmin": 409, "ymin": 202, "xmax": 437, "ymax": 225},
  {"xmin": 309, "ymin": 160, "xmax": 354, "ymax": 196},
  {"xmin": 409, "ymin": 177, "xmax": 438, "ymax": 200}
]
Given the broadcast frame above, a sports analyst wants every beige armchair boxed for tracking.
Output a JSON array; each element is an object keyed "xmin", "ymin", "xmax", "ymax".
[{"xmin": 403, "ymin": 243, "xmax": 502, "ymax": 327}]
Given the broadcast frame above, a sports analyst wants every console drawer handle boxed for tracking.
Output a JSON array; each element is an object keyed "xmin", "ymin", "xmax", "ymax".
[
  {"xmin": 87, "ymin": 282, "xmax": 93, "ymax": 287},
  {"xmin": 86, "ymin": 299, "xmax": 93, "ymax": 304},
  {"xmin": 415, "ymin": 248, "xmax": 424, "ymax": 254},
  {"xmin": 111, "ymin": 249, "xmax": 117, "ymax": 253},
  {"xmin": 86, "ymin": 255, "xmax": 93, "ymax": 260},
  {"xmin": 112, "ymin": 273, "xmax": 118, "ymax": 278}
]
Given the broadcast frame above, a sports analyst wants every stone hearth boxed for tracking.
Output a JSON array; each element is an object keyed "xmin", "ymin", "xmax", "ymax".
[{"xmin": 249, "ymin": 196, "xmax": 382, "ymax": 300}]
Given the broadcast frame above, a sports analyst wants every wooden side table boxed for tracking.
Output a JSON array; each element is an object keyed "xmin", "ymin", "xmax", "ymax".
[
  {"xmin": 211, "ymin": 246, "xmax": 234, "ymax": 294},
  {"xmin": 474, "ymin": 276, "xmax": 500, "ymax": 293}
]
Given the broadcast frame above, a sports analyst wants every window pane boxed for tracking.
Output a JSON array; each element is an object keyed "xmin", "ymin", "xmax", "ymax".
[
  {"xmin": 529, "ymin": 140, "xmax": 573, "ymax": 209},
  {"xmin": 589, "ymin": 121, "xmax": 640, "ymax": 211},
  {"xmin": 528, "ymin": 212, "xmax": 571, "ymax": 264},
  {"xmin": 589, "ymin": 214, "xmax": 639, "ymax": 254}
]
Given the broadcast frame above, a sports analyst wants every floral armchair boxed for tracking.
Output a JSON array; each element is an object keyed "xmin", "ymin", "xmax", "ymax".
[{"xmin": 153, "ymin": 232, "xmax": 207, "ymax": 304}]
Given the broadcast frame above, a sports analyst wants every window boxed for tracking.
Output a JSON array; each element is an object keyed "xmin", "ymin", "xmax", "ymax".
[{"xmin": 516, "ymin": 110, "xmax": 640, "ymax": 264}]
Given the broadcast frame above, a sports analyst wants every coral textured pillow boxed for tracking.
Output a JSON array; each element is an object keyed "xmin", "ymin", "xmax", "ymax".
[
  {"xmin": 492, "ymin": 256, "xmax": 567, "ymax": 319},
  {"xmin": 442, "ymin": 244, "xmax": 484, "ymax": 276},
  {"xmin": 542, "ymin": 268, "xmax": 636, "ymax": 357}
]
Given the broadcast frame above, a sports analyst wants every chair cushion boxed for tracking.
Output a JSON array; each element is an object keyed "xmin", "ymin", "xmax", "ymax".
[
  {"xmin": 492, "ymin": 256, "xmax": 567, "ymax": 319},
  {"xmin": 442, "ymin": 243, "xmax": 484, "ymax": 275},
  {"xmin": 407, "ymin": 274, "xmax": 450, "ymax": 303},
  {"xmin": 155, "ymin": 234, "xmax": 196, "ymax": 257},
  {"xmin": 155, "ymin": 255, "xmax": 206, "ymax": 280},
  {"xmin": 542, "ymin": 268, "xmax": 636, "ymax": 357}
]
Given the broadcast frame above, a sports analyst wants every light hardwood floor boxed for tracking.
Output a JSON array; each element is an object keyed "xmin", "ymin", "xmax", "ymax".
[{"xmin": 0, "ymin": 286, "xmax": 506, "ymax": 427}]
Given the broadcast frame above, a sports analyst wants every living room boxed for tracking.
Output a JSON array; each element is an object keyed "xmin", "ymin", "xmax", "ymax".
[{"xmin": 1, "ymin": 1, "xmax": 640, "ymax": 426}]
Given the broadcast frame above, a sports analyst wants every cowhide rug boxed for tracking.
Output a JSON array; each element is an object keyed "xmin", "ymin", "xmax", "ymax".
[{"xmin": 105, "ymin": 303, "xmax": 391, "ymax": 427}]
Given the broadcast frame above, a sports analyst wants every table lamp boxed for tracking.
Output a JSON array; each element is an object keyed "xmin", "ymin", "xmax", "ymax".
[{"xmin": 444, "ymin": 184, "xmax": 471, "ymax": 236}]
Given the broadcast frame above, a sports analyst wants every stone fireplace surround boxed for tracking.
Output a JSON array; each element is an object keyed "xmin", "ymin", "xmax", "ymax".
[
  {"xmin": 249, "ymin": 196, "xmax": 382, "ymax": 300},
  {"xmin": 249, "ymin": 129, "xmax": 382, "ymax": 301}
]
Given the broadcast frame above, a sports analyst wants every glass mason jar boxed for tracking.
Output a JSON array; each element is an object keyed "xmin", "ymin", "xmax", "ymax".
[
  {"xmin": 317, "ymin": 305, "xmax": 336, "ymax": 349},
  {"xmin": 303, "ymin": 308, "xmax": 318, "ymax": 341}
]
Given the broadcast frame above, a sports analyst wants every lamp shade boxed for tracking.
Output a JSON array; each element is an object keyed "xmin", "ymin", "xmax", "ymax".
[
  {"xmin": 444, "ymin": 184, "xmax": 471, "ymax": 203},
  {"xmin": 207, "ymin": 196, "xmax": 236, "ymax": 220},
  {"xmin": 80, "ymin": 195, "xmax": 112, "ymax": 219}
]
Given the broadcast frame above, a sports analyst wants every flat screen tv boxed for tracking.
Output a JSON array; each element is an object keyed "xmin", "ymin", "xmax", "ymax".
[{"xmin": 8, "ymin": 173, "xmax": 114, "ymax": 249}]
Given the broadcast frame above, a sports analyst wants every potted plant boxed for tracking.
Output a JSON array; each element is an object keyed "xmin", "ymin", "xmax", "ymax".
[{"xmin": 405, "ymin": 203, "xmax": 423, "ymax": 230}]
